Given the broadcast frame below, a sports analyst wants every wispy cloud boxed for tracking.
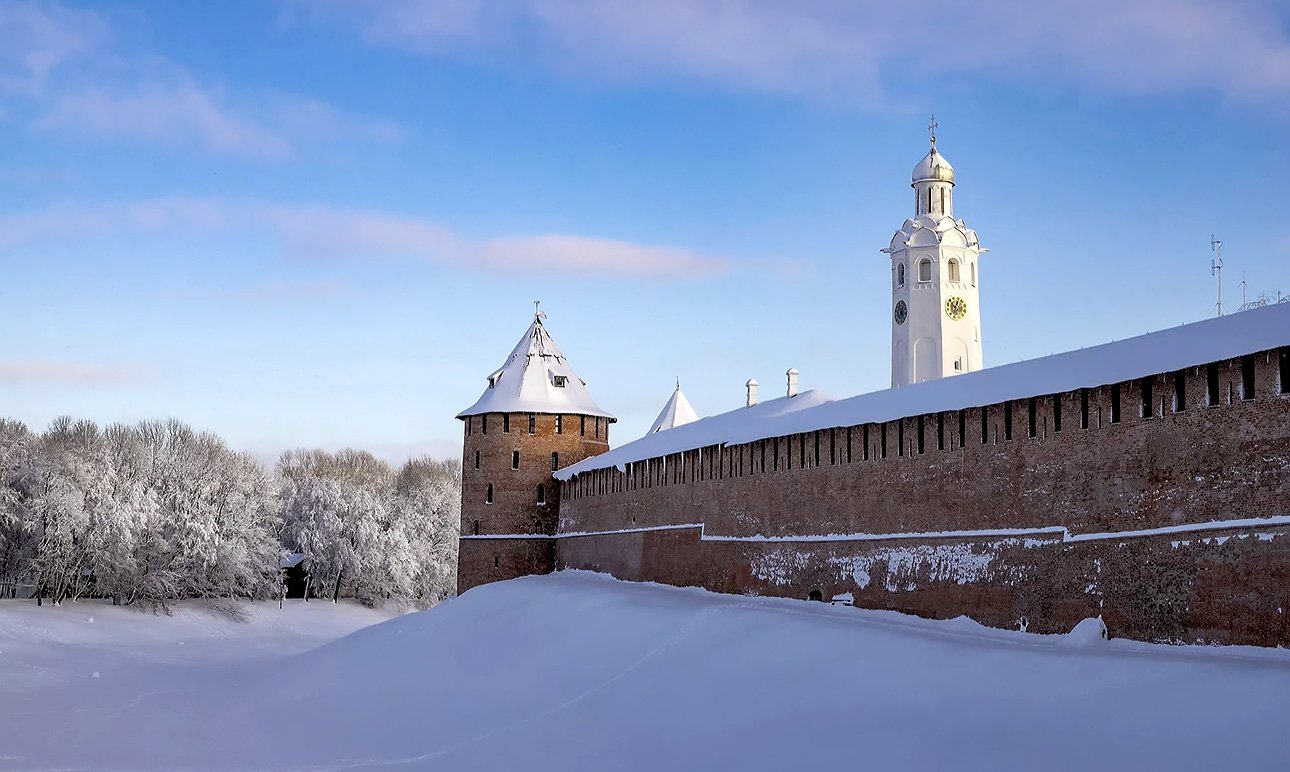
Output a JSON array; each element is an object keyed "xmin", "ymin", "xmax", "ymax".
[
  {"xmin": 0, "ymin": 361, "xmax": 137, "ymax": 385},
  {"xmin": 298, "ymin": 0, "xmax": 1290, "ymax": 103},
  {"xmin": 38, "ymin": 81, "xmax": 295, "ymax": 158},
  {"xmin": 2, "ymin": 2, "xmax": 399, "ymax": 158},
  {"xmin": 0, "ymin": 2, "xmax": 103, "ymax": 94},
  {"xmin": 0, "ymin": 199, "xmax": 732, "ymax": 279},
  {"xmin": 266, "ymin": 205, "xmax": 731, "ymax": 277}
]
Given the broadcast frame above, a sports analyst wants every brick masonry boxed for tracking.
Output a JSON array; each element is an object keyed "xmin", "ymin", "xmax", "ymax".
[
  {"xmin": 457, "ymin": 411, "xmax": 611, "ymax": 592},
  {"xmin": 548, "ymin": 349, "xmax": 1290, "ymax": 646}
]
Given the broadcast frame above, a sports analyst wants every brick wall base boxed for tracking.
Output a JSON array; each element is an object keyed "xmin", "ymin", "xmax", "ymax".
[{"xmin": 556, "ymin": 525, "xmax": 1290, "ymax": 646}]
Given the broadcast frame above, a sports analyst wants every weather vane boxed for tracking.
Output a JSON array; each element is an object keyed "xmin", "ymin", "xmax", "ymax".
[
  {"xmin": 928, "ymin": 114, "xmax": 938, "ymax": 144},
  {"xmin": 534, "ymin": 300, "xmax": 546, "ymax": 320}
]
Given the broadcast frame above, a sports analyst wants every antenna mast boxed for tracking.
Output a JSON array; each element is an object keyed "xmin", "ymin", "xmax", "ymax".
[{"xmin": 1210, "ymin": 235, "xmax": 1223, "ymax": 317}]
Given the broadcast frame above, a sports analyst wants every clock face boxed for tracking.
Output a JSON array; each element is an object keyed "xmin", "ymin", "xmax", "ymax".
[
  {"xmin": 893, "ymin": 300, "xmax": 907, "ymax": 325},
  {"xmin": 945, "ymin": 296, "xmax": 968, "ymax": 321}
]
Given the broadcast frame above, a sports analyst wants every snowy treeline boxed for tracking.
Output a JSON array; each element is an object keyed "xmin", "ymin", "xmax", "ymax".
[{"xmin": 0, "ymin": 417, "xmax": 460, "ymax": 608}]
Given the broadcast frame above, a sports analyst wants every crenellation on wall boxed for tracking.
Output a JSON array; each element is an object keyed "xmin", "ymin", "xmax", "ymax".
[{"xmin": 550, "ymin": 348, "xmax": 1290, "ymax": 644}]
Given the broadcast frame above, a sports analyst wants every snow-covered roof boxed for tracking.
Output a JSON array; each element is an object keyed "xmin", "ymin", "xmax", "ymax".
[
  {"xmin": 457, "ymin": 313, "xmax": 616, "ymax": 420},
  {"xmin": 912, "ymin": 141, "xmax": 954, "ymax": 184},
  {"xmin": 885, "ymin": 214, "xmax": 982, "ymax": 253},
  {"xmin": 647, "ymin": 383, "xmax": 700, "ymax": 435},
  {"xmin": 557, "ymin": 303, "xmax": 1290, "ymax": 480}
]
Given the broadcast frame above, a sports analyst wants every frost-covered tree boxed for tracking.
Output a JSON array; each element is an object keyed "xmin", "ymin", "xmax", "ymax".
[
  {"xmin": 0, "ymin": 418, "xmax": 281, "ymax": 607},
  {"xmin": 278, "ymin": 450, "xmax": 459, "ymax": 606},
  {"xmin": 1, "ymin": 416, "xmax": 458, "ymax": 610}
]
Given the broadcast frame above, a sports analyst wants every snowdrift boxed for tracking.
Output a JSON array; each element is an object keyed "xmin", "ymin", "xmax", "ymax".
[{"xmin": 3, "ymin": 572, "xmax": 1290, "ymax": 771}]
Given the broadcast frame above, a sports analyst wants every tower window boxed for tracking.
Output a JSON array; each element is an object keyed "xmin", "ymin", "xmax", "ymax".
[
  {"xmin": 948, "ymin": 258, "xmax": 961, "ymax": 283},
  {"xmin": 481, "ymin": 415, "xmax": 487, "ymax": 435},
  {"xmin": 1080, "ymin": 389, "xmax": 1090, "ymax": 429},
  {"xmin": 1279, "ymin": 348, "xmax": 1290, "ymax": 394},
  {"xmin": 881, "ymin": 423, "xmax": 888, "ymax": 459},
  {"xmin": 918, "ymin": 258, "xmax": 932, "ymax": 283},
  {"xmin": 473, "ymin": 520, "xmax": 479, "ymax": 536},
  {"xmin": 958, "ymin": 410, "xmax": 966, "ymax": 447},
  {"xmin": 897, "ymin": 263, "xmax": 906, "ymax": 288},
  {"xmin": 1028, "ymin": 398, "xmax": 1036, "ymax": 438},
  {"xmin": 528, "ymin": 413, "xmax": 536, "ymax": 433},
  {"xmin": 1206, "ymin": 364, "xmax": 1219, "ymax": 406},
  {"xmin": 1140, "ymin": 377, "xmax": 1154, "ymax": 418},
  {"xmin": 503, "ymin": 414, "xmax": 510, "ymax": 433},
  {"xmin": 553, "ymin": 375, "xmax": 567, "ymax": 388},
  {"xmin": 1053, "ymin": 395, "xmax": 1062, "ymax": 432},
  {"xmin": 466, "ymin": 416, "xmax": 472, "ymax": 435},
  {"xmin": 555, "ymin": 415, "xmax": 563, "ymax": 434},
  {"xmin": 971, "ymin": 262, "xmax": 976, "ymax": 286},
  {"xmin": 551, "ymin": 452, "xmax": 559, "ymax": 471},
  {"xmin": 474, "ymin": 450, "xmax": 480, "ymax": 470},
  {"xmin": 1004, "ymin": 402, "xmax": 1013, "ymax": 440},
  {"xmin": 940, "ymin": 187, "xmax": 946, "ymax": 213},
  {"xmin": 917, "ymin": 415, "xmax": 925, "ymax": 454},
  {"xmin": 485, "ymin": 484, "xmax": 493, "ymax": 504},
  {"xmin": 981, "ymin": 406, "xmax": 989, "ymax": 444},
  {"xmin": 897, "ymin": 420, "xmax": 905, "ymax": 456},
  {"xmin": 1174, "ymin": 370, "xmax": 1187, "ymax": 412},
  {"xmin": 536, "ymin": 484, "xmax": 546, "ymax": 506},
  {"xmin": 1110, "ymin": 384, "xmax": 1121, "ymax": 423},
  {"xmin": 512, "ymin": 450, "xmax": 520, "ymax": 470},
  {"xmin": 1241, "ymin": 356, "xmax": 1256, "ymax": 400},
  {"xmin": 580, "ymin": 415, "xmax": 586, "ymax": 436}
]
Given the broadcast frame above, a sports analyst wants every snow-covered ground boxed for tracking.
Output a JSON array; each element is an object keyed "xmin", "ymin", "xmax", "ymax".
[{"xmin": 3, "ymin": 573, "xmax": 1289, "ymax": 771}]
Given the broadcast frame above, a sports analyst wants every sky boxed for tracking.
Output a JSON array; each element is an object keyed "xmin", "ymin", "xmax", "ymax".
[{"xmin": 2, "ymin": 0, "xmax": 1288, "ymax": 465}]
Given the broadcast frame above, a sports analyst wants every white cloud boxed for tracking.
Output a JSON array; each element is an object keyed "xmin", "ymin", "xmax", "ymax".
[
  {"xmin": 2, "ymin": 2, "xmax": 399, "ymax": 158},
  {"xmin": 301, "ymin": 0, "xmax": 1290, "ymax": 102},
  {"xmin": 0, "ymin": 361, "xmax": 136, "ymax": 385},
  {"xmin": 0, "ymin": 199, "xmax": 732, "ymax": 279},
  {"xmin": 38, "ymin": 81, "xmax": 295, "ymax": 158},
  {"xmin": 266, "ymin": 205, "xmax": 730, "ymax": 277},
  {"xmin": 0, "ymin": 2, "xmax": 102, "ymax": 94}
]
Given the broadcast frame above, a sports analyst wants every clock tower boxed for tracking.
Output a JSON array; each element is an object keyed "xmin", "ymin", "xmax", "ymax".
[{"xmin": 882, "ymin": 119, "xmax": 986, "ymax": 387}]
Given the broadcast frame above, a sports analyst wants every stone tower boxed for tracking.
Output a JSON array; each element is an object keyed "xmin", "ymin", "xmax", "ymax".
[
  {"xmin": 883, "ymin": 121, "xmax": 987, "ymax": 387},
  {"xmin": 455, "ymin": 310, "xmax": 615, "ymax": 594}
]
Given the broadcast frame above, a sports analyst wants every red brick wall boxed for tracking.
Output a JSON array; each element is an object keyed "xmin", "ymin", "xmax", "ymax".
[
  {"xmin": 457, "ymin": 411, "xmax": 611, "ymax": 593},
  {"xmin": 554, "ymin": 350, "xmax": 1290, "ymax": 645}
]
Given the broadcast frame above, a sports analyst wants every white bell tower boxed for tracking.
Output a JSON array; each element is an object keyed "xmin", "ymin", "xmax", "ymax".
[{"xmin": 882, "ymin": 118, "xmax": 986, "ymax": 388}]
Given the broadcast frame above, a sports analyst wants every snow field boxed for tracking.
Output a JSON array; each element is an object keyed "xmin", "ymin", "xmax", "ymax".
[{"xmin": 2, "ymin": 572, "xmax": 1289, "ymax": 771}]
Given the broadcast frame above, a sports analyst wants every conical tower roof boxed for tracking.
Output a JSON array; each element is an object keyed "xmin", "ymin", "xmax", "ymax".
[
  {"xmin": 457, "ymin": 312, "xmax": 615, "ymax": 420},
  {"xmin": 647, "ymin": 381, "xmax": 699, "ymax": 434}
]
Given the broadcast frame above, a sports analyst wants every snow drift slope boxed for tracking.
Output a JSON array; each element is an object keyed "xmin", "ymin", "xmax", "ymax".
[{"xmin": 4, "ymin": 572, "xmax": 1290, "ymax": 771}]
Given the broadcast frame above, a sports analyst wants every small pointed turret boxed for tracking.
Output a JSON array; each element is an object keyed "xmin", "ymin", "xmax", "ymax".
[{"xmin": 647, "ymin": 380, "xmax": 699, "ymax": 434}]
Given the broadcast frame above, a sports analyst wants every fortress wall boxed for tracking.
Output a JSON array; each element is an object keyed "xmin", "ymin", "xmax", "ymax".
[
  {"xmin": 559, "ymin": 524, "xmax": 1290, "ymax": 645},
  {"xmin": 554, "ymin": 349, "xmax": 1290, "ymax": 645}
]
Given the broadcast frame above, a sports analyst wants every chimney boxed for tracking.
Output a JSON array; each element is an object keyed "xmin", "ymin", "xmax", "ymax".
[
  {"xmin": 786, "ymin": 368, "xmax": 799, "ymax": 398},
  {"xmin": 745, "ymin": 378, "xmax": 759, "ymax": 407}
]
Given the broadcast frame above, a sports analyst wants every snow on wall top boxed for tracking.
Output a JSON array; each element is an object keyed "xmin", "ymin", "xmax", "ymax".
[
  {"xmin": 457, "ymin": 314, "xmax": 616, "ymax": 420},
  {"xmin": 556, "ymin": 303, "xmax": 1290, "ymax": 480},
  {"xmin": 647, "ymin": 383, "xmax": 700, "ymax": 435}
]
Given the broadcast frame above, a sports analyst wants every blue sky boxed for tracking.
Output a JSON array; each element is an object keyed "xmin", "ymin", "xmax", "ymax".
[{"xmin": 2, "ymin": 0, "xmax": 1288, "ymax": 463}]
